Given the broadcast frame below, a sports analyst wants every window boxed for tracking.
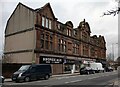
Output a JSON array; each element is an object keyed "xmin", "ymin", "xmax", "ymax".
[
  {"xmin": 46, "ymin": 18, "xmax": 49, "ymax": 28},
  {"xmin": 42, "ymin": 17, "xmax": 45, "ymax": 27},
  {"xmin": 49, "ymin": 20, "xmax": 52, "ymax": 29},
  {"xmin": 68, "ymin": 42, "xmax": 72, "ymax": 51},
  {"xmin": 50, "ymin": 34, "xmax": 53, "ymax": 50},
  {"xmin": 40, "ymin": 33, "xmax": 44, "ymax": 49},
  {"xmin": 61, "ymin": 40, "xmax": 66, "ymax": 52},
  {"xmin": 83, "ymin": 45, "xmax": 89, "ymax": 56},
  {"xmin": 58, "ymin": 38, "xmax": 66, "ymax": 52},
  {"xmin": 91, "ymin": 47, "xmax": 95, "ymax": 57},
  {"xmin": 42, "ymin": 16, "xmax": 52, "ymax": 29},
  {"xmin": 69, "ymin": 29, "xmax": 72, "ymax": 36},
  {"xmin": 67, "ymin": 29, "xmax": 69, "ymax": 36},
  {"xmin": 45, "ymin": 34, "xmax": 49, "ymax": 49},
  {"xmin": 58, "ymin": 23, "xmax": 61, "ymax": 29},
  {"xmin": 40, "ymin": 32, "xmax": 53, "ymax": 50},
  {"xmin": 63, "ymin": 41, "xmax": 66, "ymax": 52},
  {"xmin": 67, "ymin": 29, "xmax": 72, "ymax": 36},
  {"xmin": 73, "ymin": 43, "xmax": 79, "ymax": 54},
  {"xmin": 74, "ymin": 30, "xmax": 77, "ymax": 36},
  {"xmin": 82, "ymin": 32, "xmax": 88, "ymax": 41},
  {"xmin": 58, "ymin": 38, "xmax": 61, "ymax": 51}
]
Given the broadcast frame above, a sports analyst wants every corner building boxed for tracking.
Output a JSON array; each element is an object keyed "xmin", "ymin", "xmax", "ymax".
[{"xmin": 4, "ymin": 3, "xmax": 106, "ymax": 76}]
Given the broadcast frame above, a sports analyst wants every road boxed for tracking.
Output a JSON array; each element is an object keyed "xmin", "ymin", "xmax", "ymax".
[{"xmin": 2, "ymin": 71, "xmax": 119, "ymax": 87}]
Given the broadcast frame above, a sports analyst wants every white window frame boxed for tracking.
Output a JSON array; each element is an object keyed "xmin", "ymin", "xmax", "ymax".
[
  {"xmin": 42, "ymin": 16, "xmax": 45, "ymax": 27},
  {"xmin": 46, "ymin": 18, "xmax": 49, "ymax": 28},
  {"xmin": 49, "ymin": 20, "xmax": 52, "ymax": 29}
]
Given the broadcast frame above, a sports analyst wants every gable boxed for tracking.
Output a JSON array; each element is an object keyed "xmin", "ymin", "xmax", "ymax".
[
  {"xmin": 5, "ymin": 2, "xmax": 35, "ymax": 35},
  {"xmin": 36, "ymin": 3, "xmax": 56, "ymax": 19}
]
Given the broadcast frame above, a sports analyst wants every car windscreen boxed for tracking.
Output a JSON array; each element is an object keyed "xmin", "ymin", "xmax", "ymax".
[{"xmin": 18, "ymin": 65, "xmax": 30, "ymax": 71}]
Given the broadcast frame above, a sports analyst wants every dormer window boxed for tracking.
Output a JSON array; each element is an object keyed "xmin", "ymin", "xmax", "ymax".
[
  {"xmin": 73, "ymin": 30, "xmax": 77, "ymax": 36},
  {"xmin": 42, "ymin": 16, "xmax": 52, "ymax": 29},
  {"xmin": 67, "ymin": 28, "xmax": 72, "ymax": 36}
]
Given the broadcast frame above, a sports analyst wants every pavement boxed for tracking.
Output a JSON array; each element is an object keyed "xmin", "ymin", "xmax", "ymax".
[{"xmin": 113, "ymin": 80, "xmax": 120, "ymax": 87}]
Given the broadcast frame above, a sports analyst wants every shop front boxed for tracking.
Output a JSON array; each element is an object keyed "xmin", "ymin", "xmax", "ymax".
[
  {"xmin": 64, "ymin": 59, "xmax": 81, "ymax": 73},
  {"xmin": 39, "ymin": 56, "xmax": 64, "ymax": 74},
  {"xmin": 39, "ymin": 55, "xmax": 81, "ymax": 74}
]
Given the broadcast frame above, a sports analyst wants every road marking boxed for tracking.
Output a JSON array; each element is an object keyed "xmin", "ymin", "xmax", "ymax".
[
  {"xmin": 57, "ymin": 76, "xmax": 70, "ymax": 79},
  {"xmin": 56, "ymin": 75, "xmax": 81, "ymax": 80},
  {"xmin": 65, "ymin": 82, "xmax": 70, "ymax": 84},
  {"xmin": 65, "ymin": 79, "xmax": 82, "ymax": 84},
  {"xmin": 70, "ymin": 80, "xmax": 82, "ymax": 83}
]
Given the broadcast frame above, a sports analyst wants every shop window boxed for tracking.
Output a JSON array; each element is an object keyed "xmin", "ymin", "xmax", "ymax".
[{"xmin": 64, "ymin": 65, "xmax": 72, "ymax": 71}]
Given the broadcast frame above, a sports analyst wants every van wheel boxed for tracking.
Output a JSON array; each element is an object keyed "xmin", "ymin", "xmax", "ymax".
[
  {"xmin": 44, "ymin": 75, "xmax": 49, "ymax": 80},
  {"xmin": 24, "ymin": 77, "xmax": 30, "ymax": 82}
]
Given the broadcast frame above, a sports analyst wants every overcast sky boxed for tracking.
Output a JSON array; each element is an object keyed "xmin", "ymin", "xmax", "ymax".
[{"xmin": 0, "ymin": 0, "xmax": 118, "ymax": 60}]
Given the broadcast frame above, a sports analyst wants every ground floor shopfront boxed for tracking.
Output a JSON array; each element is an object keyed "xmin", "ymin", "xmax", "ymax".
[
  {"xmin": 36, "ymin": 53, "xmax": 105, "ymax": 75},
  {"xmin": 2, "ymin": 53, "xmax": 106, "ymax": 78}
]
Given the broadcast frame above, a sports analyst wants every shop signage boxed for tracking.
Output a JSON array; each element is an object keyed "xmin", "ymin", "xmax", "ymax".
[
  {"xmin": 40, "ymin": 56, "xmax": 63, "ymax": 64},
  {"xmin": 65, "ymin": 59, "xmax": 75, "ymax": 64}
]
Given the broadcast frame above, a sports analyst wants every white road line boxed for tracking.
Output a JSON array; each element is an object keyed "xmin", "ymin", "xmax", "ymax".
[
  {"xmin": 65, "ymin": 82, "xmax": 70, "ymax": 84},
  {"xmin": 70, "ymin": 80, "xmax": 82, "ymax": 83},
  {"xmin": 57, "ymin": 76, "xmax": 70, "ymax": 79},
  {"xmin": 65, "ymin": 79, "xmax": 82, "ymax": 84}
]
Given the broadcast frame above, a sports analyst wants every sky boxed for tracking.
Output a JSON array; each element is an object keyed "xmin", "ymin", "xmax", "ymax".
[{"xmin": 0, "ymin": 0, "xmax": 118, "ymax": 60}]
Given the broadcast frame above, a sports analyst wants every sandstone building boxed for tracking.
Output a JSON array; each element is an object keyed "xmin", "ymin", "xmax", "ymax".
[{"xmin": 3, "ymin": 3, "xmax": 106, "ymax": 76}]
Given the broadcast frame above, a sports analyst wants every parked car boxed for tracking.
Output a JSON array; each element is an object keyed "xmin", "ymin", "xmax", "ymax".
[
  {"xmin": 80, "ymin": 66, "xmax": 95, "ymax": 75},
  {"xmin": 105, "ymin": 67, "xmax": 113, "ymax": 72},
  {"xmin": 12, "ymin": 64, "xmax": 52, "ymax": 82},
  {"xmin": 0, "ymin": 76, "xmax": 5, "ymax": 83}
]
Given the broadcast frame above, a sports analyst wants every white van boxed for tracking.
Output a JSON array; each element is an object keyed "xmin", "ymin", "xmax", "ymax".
[{"xmin": 90, "ymin": 63, "xmax": 104, "ymax": 73}]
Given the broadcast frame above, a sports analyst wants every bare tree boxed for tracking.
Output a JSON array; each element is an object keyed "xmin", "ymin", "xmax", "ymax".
[{"xmin": 102, "ymin": 0, "xmax": 120, "ymax": 16}]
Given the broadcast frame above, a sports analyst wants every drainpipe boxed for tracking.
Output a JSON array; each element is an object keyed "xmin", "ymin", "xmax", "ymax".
[{"xmin": 32, "ymin": 12, "xmax": 36, "ymax": 64}]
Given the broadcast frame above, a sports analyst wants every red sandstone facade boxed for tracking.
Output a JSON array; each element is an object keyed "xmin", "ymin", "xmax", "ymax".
[{"xmin": 4, "ymin": 3, "xmax": 106, "ymax": 76}]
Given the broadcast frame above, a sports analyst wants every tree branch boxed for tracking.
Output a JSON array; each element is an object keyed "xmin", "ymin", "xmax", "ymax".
[{"xmin": 102, "ymin": 7, "xmax": 120, "ymax": 16}]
